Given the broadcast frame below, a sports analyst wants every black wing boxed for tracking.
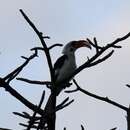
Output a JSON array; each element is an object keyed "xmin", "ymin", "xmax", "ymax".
[{"xmin": 54, "ymin": 55, "xmax": 68, "ymax": 70}]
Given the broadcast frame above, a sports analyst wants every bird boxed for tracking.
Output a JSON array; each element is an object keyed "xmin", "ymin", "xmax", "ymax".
[{"xmin": 54, "ymin": 40, "xmax": 91, "ymax": 95}]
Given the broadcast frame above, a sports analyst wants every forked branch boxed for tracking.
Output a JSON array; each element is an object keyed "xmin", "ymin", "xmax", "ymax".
[
  {"xmin": 19, "ymin": 9, "xmax": 55, "ymax": 82},
  {"xmin": 71, "ymin": 33, "xmax": 130, "ymax": 79}
]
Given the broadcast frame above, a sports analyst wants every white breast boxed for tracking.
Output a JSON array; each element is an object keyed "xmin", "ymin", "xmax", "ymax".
[{"xmin": 56, "ymin": 54, "xmax": 76, "ymax": 84}]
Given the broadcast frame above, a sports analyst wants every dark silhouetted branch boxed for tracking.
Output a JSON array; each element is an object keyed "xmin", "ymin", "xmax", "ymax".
[
  {"xmin": 56, "ymin": 99, "xmax": 74, "ymax": 111},
  {"xmin": 13, "ymin": 111, "xmax": 32, "ymax": 119},
  {"xmin": 31, "ymin": 47, "xmax": 44, "ymax": 51},
  {"xmin": 48, "ymin": 43, "xmax": 63, "ymax": 50},
  {"xmin": 127, "ymin": 107, "xmax": 130, "ymax": 130},
  {"xmin": 3, "ymin": 50, "xmax": 38, "ymax": 83},
  {"xmin": 31, "ymin": 43, "xmax": 63, "ymax": 52},
  {"xmin": 20, "ymin": 10, "xmax": 57, "ymax": 130},
  {"xmin": 89, "ymin": 50, "xmax": 114, "ymax": 67},
  {"xmin": 19, "ymin": 9, "xmax": 54, "ymax": 83},
  {"xmin": 126, "ymin": 84, "xmax": 130, "ymax": 88},
  {"xmin": 42, "ymin": 36, "xmax": 51, "ymax": 39},
  {"xmin": 87, "ymin": 38, "xmax": 102, "ymax": 53},
  {"xmin": 110, "ymin": 127, "xmax": 117, "ymax": 130},
  {"xmin": 17, "ymin": 78, "xmax": 51, "ymax": 86},
  {"xmin": 27, "ymin": 90, "xmax": 45, "ymax": 130},
  {"xmin": 56, "ymin": 97, "xmax": 74, "ymax": 111},
  {"xmin": 0, "ymin": 128, "xmax": 12, "ymax": 130},
  {"xmin": 81, "ymin": 125, "xmax": 85, "ymax": 130},
  {"xmin": 19, "ymin": 123, "xmax": 38, "ymax": 129},
  {"xmin": 65, "ymin": 88, "xmax": 78, "ymax": 93},
  {"xmin": 73, "ymin": 79, "xmax": 128, "ymax": 111},
  {"xmin": 0, "ymin": 78, "xmax": 44, "ymax": 115},
  {"xmin": 57, "ymin": 97, "xmax": 69, "ymax": 107}
]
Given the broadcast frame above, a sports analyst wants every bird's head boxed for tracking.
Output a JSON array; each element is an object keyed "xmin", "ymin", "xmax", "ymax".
[{"xmin": 62, "ymin": 40, "xmax": 91, "ymax": 55}]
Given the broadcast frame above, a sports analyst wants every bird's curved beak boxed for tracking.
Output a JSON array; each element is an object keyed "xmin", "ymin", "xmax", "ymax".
[{"xmin": 75, "ymin": 40, "xmax": 92, "ymax": 49}]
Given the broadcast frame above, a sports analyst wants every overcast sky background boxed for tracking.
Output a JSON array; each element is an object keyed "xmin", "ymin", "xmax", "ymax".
[{"xmin": 0, "ymin": 0, "xmax": 130, "ymax": 130}]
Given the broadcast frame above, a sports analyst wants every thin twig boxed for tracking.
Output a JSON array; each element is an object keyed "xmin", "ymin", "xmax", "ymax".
[
  {"xmin": 17, "ymin": 78, "xmax": 51, "ymax": 86},
  {"xmin": 42, "ymin": 36, "xmax": 51, "ymax": 39},
  {"xmin": 19, "ymin": 123, "xmax": 38, "ymax": 129},
  {"xmin": 126, "ymin": 84, "xmax": 130, "ymax": 88},
  {"xmin": 65, "ymin": 88, "xmax": 78, "ymax": 93},
  {"xmin": 56, "ymin": 97, "xmax": 69, "ymax": 108},
  {"xmin": 27, "ymin": 90, "xmax": 45, "ymax": 130},
  {"xmin": 48, "ymin": 43, "xmax": 63, "ymax": 50},
  {"xmin": 31, "ymin": 44, "xmax": 63, "ymax": 52},
  {"xmin": 56, "ymin": 99, "xmax": 74, "ymax": 111},
  {"xmin": 3, "ymin": 50, "xmax": 37, "ymax": 83},
  {"xmin": 81, "ymin": 125, "xmax": 85, "ymax": 130},
  {"xmin": 110, "ymin": 127, "xmax": 117, "ymax": 130},
  {"xmin": 87, "ymin": 38, "xmax": 102, "ymax": 51},
  {"xmin": 13, "ymin": 112, "xmax": 31, "ymax": 119}
]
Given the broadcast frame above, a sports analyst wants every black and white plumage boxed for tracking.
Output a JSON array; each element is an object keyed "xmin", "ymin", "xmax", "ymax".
[{"xmin": 54, "ymin": 40, "xmax": 91, "ymax": 95}]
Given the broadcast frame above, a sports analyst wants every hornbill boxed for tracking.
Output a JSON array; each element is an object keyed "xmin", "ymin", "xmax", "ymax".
[{"xmin": 54, "ymin": 40, "xmax": 91, "ymax": 95}]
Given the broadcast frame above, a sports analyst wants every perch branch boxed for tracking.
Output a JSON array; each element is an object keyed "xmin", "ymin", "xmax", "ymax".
[
  {"xmin": 89, "ymin": 50, "xmax": 114, "ymax": 67},
  {"xmin": 70, "ymin": 32, "xmax": 130, "ymax": 79}
]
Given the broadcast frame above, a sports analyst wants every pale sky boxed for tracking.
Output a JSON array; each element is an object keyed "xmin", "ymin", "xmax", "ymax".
[{"xmin": 0, "ymin": 0, "xmax": 130, "ymax": 130}]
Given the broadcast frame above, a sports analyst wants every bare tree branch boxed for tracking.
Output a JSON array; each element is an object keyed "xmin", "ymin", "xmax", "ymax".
[
  {"xmin": 89, "ymin": 50, "xmax": 114, "ymax": 67},
  {"xmin": 126, "ymin": 84, "xmax": 130, "ymax": 88},
  {"xmin": 19, "ymin": 9, "xmax": 55, "ymax": 83},
  {"xmin": 17, "ymin": 78, "xmax": 51, "ymax": 86},
  {"xmin": 19, "ymin": 9, "xmax": 57, "ymax": 130},
  {"xmin": 81, "ymin": 125, "xmax": 85, "ymax": 130},
  {"xmin": 56, "ymin": 97, "xmax": 69, "ymax": 107},
  {"xmin": 110, "ymin": 127, "xmax": 117, "ymax": 130},
  {"xmin": 73, "ymin": 79, "xmax": 128, "ymax": 111},
  {"xmin": 27, "ymin": 90, "xmax": 45, "ymax": 130},
  {"xmin": 3, "ymin": 50, "xmax": 38, "ymax": 83},
  {"xmin": 87, "ymin": 38, "xmax": 102, "ymax": 52},
  {"xmin": 0, "ymin": 128, "xmax": 12, "ymax": 130},
  {"xmin": 48, "ymin": 44, "xmax": 63, "ymax": 50},
  {"xmin": 13, "ymin": 111, "xmax": 32, "ymax": 119},
  {"xmin": 31, "ymin": 43, "xmax": 63, "ymax": 52},
  {"xmin": 42, "ymin": 36, "xmax": 51, "ymax": 39},
  {"xmin": 56, "ymin": 97, "xmax": 74, "ymax": 111},
  {"xmin": 0, "ymin": 78, "xmax": 44, "ymax": 115}
]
